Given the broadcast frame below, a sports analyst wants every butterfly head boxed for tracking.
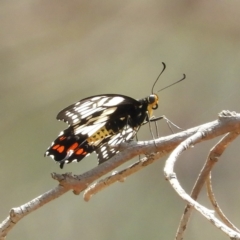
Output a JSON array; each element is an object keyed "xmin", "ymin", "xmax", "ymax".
[{"xmin": 147, "ymin": 93, "xmax": 159, "ymax": 117}]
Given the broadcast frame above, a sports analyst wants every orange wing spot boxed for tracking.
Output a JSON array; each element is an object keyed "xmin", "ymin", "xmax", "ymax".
[
  {"xmin": 82, "ymin": 151, "xmax": 87, "ymax": 155},
  {"xmin": 57, "ymin": 146, "xmax": 65, "ymax": 153},
  {"xmin": 67, "ymin": 142, "xmax": 78, "ymax": 151},
  {"xmin": 52, "ymin": 144, "xmax": 60, "ymax": 150},
  {"xmin": 59, "ymin": 136, "xmax": 66, "ymax": 141},
  {"xmin": 75, "ymin": 148, "xmax": 84, "ymax": 155}
]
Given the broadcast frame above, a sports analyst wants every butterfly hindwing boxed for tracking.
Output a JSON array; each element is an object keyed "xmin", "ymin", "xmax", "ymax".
[
  {"xmin": 44, "ymin": 127, "xmax": 96, "ymax": 168},
  {"xmin": 96, "ymin": 125, "xmax": 138, "ymax": 164}
]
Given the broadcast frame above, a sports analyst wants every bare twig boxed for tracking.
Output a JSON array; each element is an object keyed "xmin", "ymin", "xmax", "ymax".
[
  {"xmin": 164, "ymin": 111, "xmax": 240, "ymax": 239},
  {"xmin": 176, "ymin": 131, "xmax": 240, "ymax": 240},
  {"xmin": 83, "ymin": 152, "xmax": 164, "ymax": 201}
]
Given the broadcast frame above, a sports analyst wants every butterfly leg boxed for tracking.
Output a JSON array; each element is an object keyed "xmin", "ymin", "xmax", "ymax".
[{"xmin": 150, "ymin": 115, "xmax": 182, "ymax": 133}]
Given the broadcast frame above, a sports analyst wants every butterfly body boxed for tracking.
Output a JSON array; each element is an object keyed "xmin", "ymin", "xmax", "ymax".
[{"xmin": 45, "ymin": 93, "xmax": 159, "ymax": 168}]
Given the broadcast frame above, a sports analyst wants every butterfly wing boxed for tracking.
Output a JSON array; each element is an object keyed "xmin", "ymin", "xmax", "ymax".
[
  {"xmin": 44, "ymin": 127, "xmax": 96, "ymax": 168},
  {"xmin": 45, "ymin": 94, "xmax": 143, "ymax": 167},
  {"xmin": 96, "ymin": 125, "xmax": 139, "ymax": 164},
  {"xmin": 57, "ymin": 94, "xmax": 139, "ymax": 124}
]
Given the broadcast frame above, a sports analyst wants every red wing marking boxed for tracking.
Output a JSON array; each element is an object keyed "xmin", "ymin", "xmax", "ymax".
[{"xmin": 67, "ymin": 142, "xmax": 78, "ymax": 151}]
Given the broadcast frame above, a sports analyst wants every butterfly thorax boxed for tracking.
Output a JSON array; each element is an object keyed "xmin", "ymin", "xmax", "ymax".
[{"xmin": 84, "ymin": 94, "xmax": 159, "ymax": 145}]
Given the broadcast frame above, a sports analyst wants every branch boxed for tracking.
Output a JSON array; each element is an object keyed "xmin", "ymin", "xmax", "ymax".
[
  {"xmin": 176, "ymin": 131, "xmax": 240, "ymax": 240},
  {"xmin": 55, "ymin": 111, "xmax": 240, "ymax": 194},
  {"xmin": 83, "ymin": 111, "xmax": 240, "ymax": 200},
  {"xmin": 1, "ymin": 110, "xmax": 240, "ymax": 239},
  {"xmin": 164, "ymin": 111, "xmax": 240, "ymax": 239},
  {"xmin": 206, "ymin": 131, "xmax": 240, "ymax": 233},
  {"xmin": 0, "ymin": 186, "xmax": 69, "ymax": 240}
]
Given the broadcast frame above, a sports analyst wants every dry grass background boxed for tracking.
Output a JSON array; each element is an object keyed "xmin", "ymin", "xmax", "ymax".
[{"xmin": 1, "ymin": 1, "xmax": 240, "ymax": 239}]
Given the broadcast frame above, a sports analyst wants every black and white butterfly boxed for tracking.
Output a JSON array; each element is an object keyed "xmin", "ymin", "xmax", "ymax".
[{"xmin": 44, "ymin": 63, "xmax": 185, "ymax": 168}]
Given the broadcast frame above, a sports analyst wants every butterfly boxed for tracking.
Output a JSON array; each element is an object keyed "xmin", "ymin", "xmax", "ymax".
[{"xmin": 44, "ymin": 63, "xmax": 185, "ymax": 168}]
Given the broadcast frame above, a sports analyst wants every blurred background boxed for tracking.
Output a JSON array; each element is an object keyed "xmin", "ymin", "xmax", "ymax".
[{"xmin": 1, "ymin": 1, "xmax": 240, "ymax": 239}]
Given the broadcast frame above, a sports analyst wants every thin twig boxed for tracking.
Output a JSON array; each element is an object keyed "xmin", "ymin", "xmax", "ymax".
[
  {"xmin": 83, "ymin": 152, "xmax": 164, "ymax": 201},
  {"xmin": 207, "ymin": 172, "xmax": 240, "ymax": 233},
  {"xmin": 206, "ymin": 131, "xmax": 240, "ymax": 232}
]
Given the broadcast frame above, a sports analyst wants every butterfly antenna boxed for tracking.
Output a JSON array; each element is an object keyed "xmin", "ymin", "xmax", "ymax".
[
  {"xmin": 158, "ymin": 74, "xmax": 186, "ymax": 92},
  {"xmin": 151, "ymin": 62, "xmax": 166, "ymax": 94}
]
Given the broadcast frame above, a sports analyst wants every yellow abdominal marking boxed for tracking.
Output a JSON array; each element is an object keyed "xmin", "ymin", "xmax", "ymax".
[{"xmin": 87, "ymin": 126, "xmax": 114, "ymax": 143}]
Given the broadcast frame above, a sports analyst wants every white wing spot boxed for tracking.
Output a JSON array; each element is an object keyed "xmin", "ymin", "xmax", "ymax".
[
  {"xmin": 126, "ymin": 132, "xmax": 133, "ymax": 140},
  {"xmin": 58, "ymin": 131, "xmax": 64, "ymax": 136},
  {"xmin": 93, "ymin": 116, "xmax": 109, "ymax": 124},
  {"xmin": 91, "ymin": 96, "xmax": 102, "ymax": 101},
  {"xmin": 97, "ymin": 97, "xmax": 109, "ymax": 106},
  {"xmin": 103, "ymin": 151, "xmax": 108, "ymax": 158},
  {"xmin": 77, "ymin": 101, "xmax": 92, "ymax": 108},
  {"xmin": 73, "ymin": 118, "xmax": 80, "ymax": 124},
  {"xmin": 71, "ymin": 115, "xmax": 78, "ymax": 119},
  {"xmin": 101, "ymin": 146, "xmax": 106, "ymax": 151},
  {"xmin": 81, "ymin": 107, "xmax": 104, "ymax": 119},
  {"xmin": 66, "ymin": 111, "xmax": 74, "ymax": 117},
  {"xmin": 75, "ymin": 106, "xmax": 90, "ymax": 112},
  {"xmin": 103, "ymin": 97, "xmax": 124, "ymax": 106},
  {"xmin": 102, "ymin": 107, "xmax": 117, "ymax": 116},
  {"xmin": 77, "ymin": 122, "xmax": 105, "ymax": 136}
]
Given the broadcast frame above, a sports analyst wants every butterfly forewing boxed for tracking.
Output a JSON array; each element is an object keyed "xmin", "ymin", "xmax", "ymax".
[{"xmin": 57, "ymin": 94, "xmax": 139, "ymax": 126}]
